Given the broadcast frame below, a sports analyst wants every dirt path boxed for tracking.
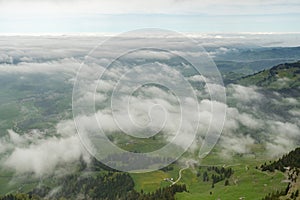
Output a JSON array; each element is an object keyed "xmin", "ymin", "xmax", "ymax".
[{"xmin": 171, "ymin": 160, "xmax": 190, "ymax": 186}]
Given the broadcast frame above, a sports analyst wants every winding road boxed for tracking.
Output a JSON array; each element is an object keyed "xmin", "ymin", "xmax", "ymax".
[{"xmin": 170, "ymin": 160, "xmax": 191, "ymax": 186}]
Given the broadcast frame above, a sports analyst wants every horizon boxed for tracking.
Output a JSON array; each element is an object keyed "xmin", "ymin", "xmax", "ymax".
[
  {"xmin": 1, "ymin": 0, "xmax": 300, "ymax": 33},
  {"xmin": 1, "ymin": 31, "xmax": 300, "ymax": 48}
]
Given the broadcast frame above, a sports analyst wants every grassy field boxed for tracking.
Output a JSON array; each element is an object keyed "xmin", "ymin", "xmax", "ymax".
[
  {"xmin": 131, "ymin": 151, "xmax": 288, "ymax": 200},
  {"xmin": 176, "ymin": 164, "xmax": 286, "ymax": 199},
  {"xmin": 0, "ymin": 68, "xmax": 296, "ymax": 199},
  {"xmin": 131, "ymin": 170, "xmax": 172, "ymax": 192},
  {"xmin": 0, "ymin": 150, "xmax": 290, "ymax": 199}
]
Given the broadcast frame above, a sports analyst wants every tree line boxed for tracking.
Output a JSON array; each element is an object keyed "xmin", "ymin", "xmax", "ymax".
[
  {"xmin": 260, "ymin": 147, "xmax": 300, "ymax": 172},
  {"xmin": 197, "ymin": 166, "xmax": 233, "ymax": 188}
]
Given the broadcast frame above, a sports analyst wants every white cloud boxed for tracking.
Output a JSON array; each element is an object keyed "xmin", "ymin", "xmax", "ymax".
[
  {"xmin": 0, "ymin": 58, "xmax": 79, "ymax": 74},
  {"xmin": 266, "ymin": 136, "xmax": 295, "ymax": 158},
  {"xmin": 275, "ymin": 77, "xmax": 291, "ymax": 88},
  {"xmin": 220, "ymin": 134, "xmax": 255, "ymax": 156},
  {"xmin": 188, "ymin": 75, "xmax": 206, "ymax": 83},
  {"xmin": 0, "ymin": 0, "xmax": 299, "ymax": 16},
  {"xmin": 0, "ymin": 35, "xmax": 299, "ymax": 174},
  {"xmin": 8, "ymin": 129, "xmax": 25, "ymax": 145},
  {"xmin": 283, "ymin": 97, "xmax": 299, "ymax": 105},
  {"xmin": 263, "ymin": 120, "xmax": 300, "ymax": 158},
  {"xmin": 289, "ymin": 109, "xmax": 300, "ymax": 117},
  {"xmin": 2, "ymin": 121, "xmax": 89, "ymax": 176},
  {"xmin": 228, "ymin": 84, "xmax": 263, "ymax": 103},
  {"xmin": 268, "ymin": 121, "xmax": 300, "ymax": 138},
  {"xmin": 4, "ymin": 135, "xmax": 87, "ymax": 176}
]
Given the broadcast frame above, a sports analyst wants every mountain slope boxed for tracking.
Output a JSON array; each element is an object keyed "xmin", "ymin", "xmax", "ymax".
[
  {"xmin": 261, "ymin": 147, "xmax": 300, "ymax": 200},
  {"xmin": 236, "ymin": 61, "xmax": 300, "ymax": 95}
]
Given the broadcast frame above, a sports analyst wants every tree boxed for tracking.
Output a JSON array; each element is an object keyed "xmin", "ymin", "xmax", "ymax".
[{"xmin": 225, "ymin": 179, "xmax": 229, "ymax": 186}]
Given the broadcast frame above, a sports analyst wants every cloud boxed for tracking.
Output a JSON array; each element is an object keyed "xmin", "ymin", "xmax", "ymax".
[
  {"xmin": 2, "ymin": 121, "xmax": 89, "ymax": 176},
  {"xmin": 188, "ymin": 75, "xmax": 206, "ymax": 83},
  {"xmin": 0, "ymin": 58, "xmax": 79, "ymax": 75},
  {"xmin": 0, "ymin": 35, "xmax": 299, "ymax": 174},
  {"xmin": 4, "ymin": 135, "xmax": 87, "ymax": 176},
  {"xmin": 0, "ymin": 36, "xmax": 94, "ymax": 75},
  {"xmin": 125, "ymin": 49, "xmax": 173, "ymax": 60},
  {"xmin": 0, "ymin": 0, "xmax": 299, "ymax": 16},
  {"xmin": 275, "ymin": 77, "xmax": 292, "ymax": 88},
  {"xmin": 289, "ymin": 109, "xmax": 300, "ymax": 118},
  {"xmin": 216, "ymin": 83, "xmax": 300, "ymax": 158},
  {"xmin": 8, "ymin": 129, "xmax": 25, "ymax": 145},
  {"xmin": 219, "ymin": 134, "xmax": 255, "ymax": 159},
  {"xmin": 268, "ymin": 121, "xmax": 300, "ymax": 138},
  {"xmin": 282, "ymin": 97, "xmax": 299, "ymax": 105},
  {"xmin": 224, "ymin": 107, "xmax": 263, "ymax": 131},
  {"xmin": 261, "ymin": 121, "xmax": 300, "ymax": 158},
  {"xmin": 266, "ymin": 136, "xmax": 295, "ymax": 158},
  {"xmin": 228, "ymin": 84, "xmax": 263, "ymax": 103}
]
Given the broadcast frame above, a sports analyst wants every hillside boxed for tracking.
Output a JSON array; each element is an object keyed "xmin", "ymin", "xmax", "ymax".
[
  {"xmin": 216, "ymin": 46, "xmax": 300, "ymax": 75},
  {"xmin": 217, "ymin": 47, "xmax": 300, "ymax": 62},
  {"xmin": 236, "ymin": 61, "xmax": 300, "ymax": 94},
  {"xmin": 261, "ymin": 147, "xmax": 300, "ymax": 172},
  {"xmin": 261, "ymin": 147, "xmax": 300, "ymax": 200}
]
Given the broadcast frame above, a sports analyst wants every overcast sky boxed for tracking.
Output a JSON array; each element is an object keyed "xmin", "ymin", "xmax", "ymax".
[{"xmin": 0, "ymin": 0, "xmax": 299, "ymax": 33}]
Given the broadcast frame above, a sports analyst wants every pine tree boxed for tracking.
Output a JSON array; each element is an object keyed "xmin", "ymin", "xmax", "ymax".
[{"xmin": 225, "ymin": 179, "xmax": 229, "ymax": 186}]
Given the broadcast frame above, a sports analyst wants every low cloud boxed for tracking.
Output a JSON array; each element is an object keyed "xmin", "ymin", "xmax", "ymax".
[
  {"xmin": 4, "ymin": 135, "xmax": 86, "ymax": 176},
  {"xmin": 0, "ymin": 35, "xmax": 299, "ymax": 174},
  {"xmin": 0, "ymin": 58, "xmax": 79, "ymax": 75},
  {"xmin": 220, "ymin": 134, "xmax": 255, "ymax": 157},
  {"xmin": 2, "ymin": 121, "xmax": 89, "ymax": 176},
  {"xmin": 228, "ymin": 84, "xmax": 263, "ymax": 103}
]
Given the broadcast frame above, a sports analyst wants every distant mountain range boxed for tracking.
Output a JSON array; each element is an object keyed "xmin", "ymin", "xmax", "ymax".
[
  {"xmin": 217, "ymin": 47, "xmax": 300, "ymax": 62},
  {"xmin": 216, "ymin": 47, "xmax": 300, "ymax": 74}
]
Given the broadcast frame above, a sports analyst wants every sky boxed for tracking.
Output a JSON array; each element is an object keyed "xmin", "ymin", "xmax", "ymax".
[{"xmin": 0, "ymin": 0, "xmax": 300, "ymax": 33}]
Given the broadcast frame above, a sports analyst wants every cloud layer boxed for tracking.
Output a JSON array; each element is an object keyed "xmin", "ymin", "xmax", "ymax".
[
  {"xmin": 0, "ymin": 35, "xmax": 299, "ymax": 175},
  {"xmin": 1, "ymin": 0, "xmax": 300, "ymax": 16}
]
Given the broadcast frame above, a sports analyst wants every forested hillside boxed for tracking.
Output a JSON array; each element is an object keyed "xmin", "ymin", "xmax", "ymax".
[{"xmin": 237, "ymin": 61, "xmax": 300, "ymax": 95}]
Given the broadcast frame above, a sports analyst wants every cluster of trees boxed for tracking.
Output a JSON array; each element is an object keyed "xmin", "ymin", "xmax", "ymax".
[
  {"xmin": 1, "ymin": 156, "xmax": 189, "ymax": 200},
  {"xmin": 10, "ymin": 172, "xmax": 134, "ymax": 200},
  {"xmin": 291, "ymin": 190, "xmax": 300, "ymax": 200},
  {"xmin": 0, "ymin": 157, "xmax": 187, "ymax": 200},
  {"xmin": 261, "ymin": 147, "xmax": 300, "ymax": 200},
  {"xmin": 208, "ymin": 166, "xmax": 233, "ymax": 179},
  {"xmin": 261, "ymin": 183, "xmax": 293, "ymax": 200},
  {"xmin": 198, "ymin": 166, "xmax": 233, "ymax": 188},
  {"xmin": 0, "ymin": 184, "xmax": 187, "ymax": 200},
  {"xmin": 125, "ymin": 184, "xmax": 187, "ymax": 200},
  {"xmin": 46, "ymin": 172, "xmax": 134, "ymax": 199},
  {"xmin": 261, "ymin": 190, "xmax": 287, "ymax": 200},
  {"xmin": 54, "ymin": 172, "xmax": 186, "ymax": 200},
  {"xmin": 261, "ymin": 148, "xmax": 300, "ymax": 172},
  {"xmin": 202, "ymin": 171, "xmax": 209, "ymax": 182},
  {"xmin": 0, "ymin": 193, "xmax": 40, "ymax": 200}
]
